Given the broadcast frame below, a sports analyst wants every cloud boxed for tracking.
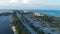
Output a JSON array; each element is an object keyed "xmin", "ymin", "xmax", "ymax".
[
  {"xmin": 10, "ymin": 0, "xmax": 18, "ymax": 3},
  {"xmin": 0, "ymin": 0, "xmax": 60, "ymax": 9},
  {"xmin": 22, "ymin": 0, "xmax": 31, "ymax": 4}
]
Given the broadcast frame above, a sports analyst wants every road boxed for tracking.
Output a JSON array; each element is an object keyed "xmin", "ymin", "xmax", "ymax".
[{"xmin": 16, "ymin": 12, "xmax": 38, "ymax": 34}]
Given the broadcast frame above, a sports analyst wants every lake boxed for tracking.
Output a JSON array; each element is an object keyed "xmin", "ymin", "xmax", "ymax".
[{"xmin": 0, "ymin": 16, "xmax": 14, "ymax": 34}]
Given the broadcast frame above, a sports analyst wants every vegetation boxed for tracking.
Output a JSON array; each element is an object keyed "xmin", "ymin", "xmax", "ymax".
[
  {"xmin": 35, "ymin": 14, "xmax": 60, "ymax": 32},
  {"xmin": 10, "ymin": 11, "xmax": 30, "ymax": 34},
  {"xmin": 29, "ymin": 23, "xmax": 45, "ymax": 34},
  {"xmin": 35, "ymin": 15, "xmax": 60, "ymax": 26}
]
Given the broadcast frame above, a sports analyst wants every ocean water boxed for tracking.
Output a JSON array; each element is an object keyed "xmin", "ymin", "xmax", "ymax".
[{"xmin": 31, "ymin": 10, "xmax": 60, "ymax": 17}]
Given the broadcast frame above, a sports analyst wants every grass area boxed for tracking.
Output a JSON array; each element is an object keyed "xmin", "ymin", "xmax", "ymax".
[{"xmin": 10, "ymin": 11, "xmax": 30, "ymax": 34}]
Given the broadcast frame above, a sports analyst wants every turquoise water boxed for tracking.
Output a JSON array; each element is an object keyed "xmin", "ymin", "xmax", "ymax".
[{"xmin": 31, "ymin": 10, "xmax": 60, "ymax": 17}]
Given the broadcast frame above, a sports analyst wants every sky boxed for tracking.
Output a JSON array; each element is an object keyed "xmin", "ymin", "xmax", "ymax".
[{"xmin": 0, "ymin": 0, "xmax": 60, "ymax": 10}]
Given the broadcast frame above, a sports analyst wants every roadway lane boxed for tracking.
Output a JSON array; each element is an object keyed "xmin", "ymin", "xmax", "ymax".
[{"xmin": 16, "ymin": 12, "xmax": 38, "ymax": 34}]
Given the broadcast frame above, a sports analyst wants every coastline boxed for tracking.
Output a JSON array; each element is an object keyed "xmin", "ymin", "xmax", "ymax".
[{"xmin": 11, "ymin": 26, "xmax": 17, "ymax": 34}]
